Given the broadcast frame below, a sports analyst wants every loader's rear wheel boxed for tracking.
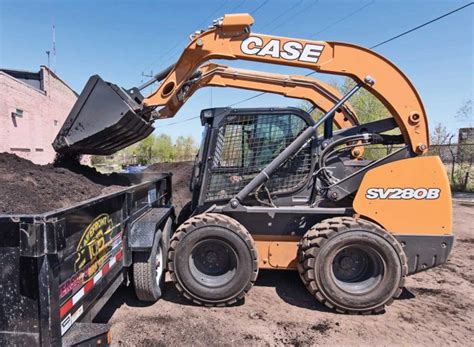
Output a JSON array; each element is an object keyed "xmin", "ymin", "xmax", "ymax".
[
  {"xmin": 168, "ymin": 213, "xmax": 258, "ymax": 306},
  {"xmin": 298, "ymin": 217, "xmax": 407, "ymax": 314}
]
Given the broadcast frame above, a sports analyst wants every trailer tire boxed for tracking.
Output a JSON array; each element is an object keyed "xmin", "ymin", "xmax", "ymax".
[
  {"xmin": 168, "ymin": 213, "xmax": 258, "ymax": 306},
  {"xmin": 133, "ymin": 230, "xmax": 166, "ymax": 302},
  {"xmin": 298, "ymin": 217, "xmax": 407, "ymax": 314}
]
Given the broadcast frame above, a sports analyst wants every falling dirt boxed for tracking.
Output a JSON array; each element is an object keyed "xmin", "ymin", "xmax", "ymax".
[
  {"xmin": 96, "ymin": 202, "xmax": 473, "ymax": 346},
  {"xmin": 145, "ymin": 161, "xmax": 193, "ymax": 216},
  {"xmin": 0, "ymin": 153, "xmax": 130, "ymax": 214}
]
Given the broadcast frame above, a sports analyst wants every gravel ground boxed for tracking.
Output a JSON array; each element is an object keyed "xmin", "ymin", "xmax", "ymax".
[{"xmin": 95, "ymin": 202, "xmax": 473, "ymax": 346}]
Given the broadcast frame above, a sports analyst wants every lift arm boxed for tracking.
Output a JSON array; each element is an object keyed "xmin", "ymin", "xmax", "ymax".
[
  {"xmin": 144, "ymin": 14, "xmax": 428, "ymax": 154},
  {"xmin": 159, "ymin": 62, "xmax": 359, "ymax": 129}
]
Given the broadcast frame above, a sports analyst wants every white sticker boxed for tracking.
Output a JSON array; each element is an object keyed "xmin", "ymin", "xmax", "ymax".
[
  {"xmin": 241, "ymin": 36, "xmax": 324, "ymax": 63},
  {"xmin": 366, "ymin": 188, "xmax": 441, "ymax": 200},
  {"xmin": 148, "ymin": 188, "xmax": 157, "ymax": 203}
]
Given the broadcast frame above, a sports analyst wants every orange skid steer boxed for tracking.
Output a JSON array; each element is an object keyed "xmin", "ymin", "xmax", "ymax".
[{"xmin": 53, "ymin": 14, "xmax": 453, "ymax": 314}]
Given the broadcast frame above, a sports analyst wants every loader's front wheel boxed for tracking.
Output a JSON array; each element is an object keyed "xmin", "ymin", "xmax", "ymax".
[
  {"xmin": 168, "ymin": 213, "xmax": 258, "ymax": 306},
  {"xmin": 298, "ymin": 217, "xmax": 407, "ymax": 314}
]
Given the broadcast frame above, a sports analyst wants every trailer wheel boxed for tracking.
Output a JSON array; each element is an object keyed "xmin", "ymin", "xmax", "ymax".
[
  {"xmin": 298, "ymin": 217, "xmax": 407, "ymax": 314},
  {"xmin": 168, "ymin": 213, "xmax": 258, "ymax": 306},
  {"xmin": 133, "ymin": 226, "xmax": 168, "ymax": 302}
]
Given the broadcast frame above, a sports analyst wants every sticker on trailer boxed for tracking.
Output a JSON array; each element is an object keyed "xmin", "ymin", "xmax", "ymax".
[
  {"xmin": 59, "ymin": 249, "xmax": 123, "ymax": 330},
  {"xmin": 241, "ymin": 36, "xmax": 325, "ymax": 63},
  {"xmin": 365, "ymin": 188, "xmax": 441, "ymax": 200},
  {"xmin": 61, "ymin": 305, "xmax": 83, "ymax": 336},
  {"xmin": 148, "ymin": 187, "xmax": 157, "ymax": 204}
]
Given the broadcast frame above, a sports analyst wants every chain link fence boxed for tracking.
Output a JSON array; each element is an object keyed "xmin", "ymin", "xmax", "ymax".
[{"xmin": 364, "ymin": 143, "xmax": 474, "ymax": 192}]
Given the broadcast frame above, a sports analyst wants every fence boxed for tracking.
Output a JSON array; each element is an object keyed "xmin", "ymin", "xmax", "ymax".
[{"xmin": 364, "ymin": 143, "xmax": 473, "ymax": 192}]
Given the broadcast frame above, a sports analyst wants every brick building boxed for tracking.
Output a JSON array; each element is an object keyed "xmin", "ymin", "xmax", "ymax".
[{"xmin": 0, "ymin": 66, "xmax": 78, "ymax": 164}]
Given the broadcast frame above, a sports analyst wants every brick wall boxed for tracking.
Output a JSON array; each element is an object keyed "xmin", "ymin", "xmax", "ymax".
[{"xmin": 0, "ymin": 66, "xmax": 78, "ymax": 164}]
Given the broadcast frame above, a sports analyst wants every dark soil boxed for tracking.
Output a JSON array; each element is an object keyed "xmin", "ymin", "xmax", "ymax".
[
  {"xmin": 0, "ymin": 153, "xmax": 130, "ymax": 214},
  {"xmin": 145, "ymin": 161, "xmax": 193, "ymax": 216}
]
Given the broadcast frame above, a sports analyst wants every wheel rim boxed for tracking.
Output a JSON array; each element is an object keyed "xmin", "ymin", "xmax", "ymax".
[
  {"xmin": 189, "ymin": 239, "xmax": 238, "ymax": 288},
  {"xmin": 155, "ymin": 243, "xmax": 164, "ymax": 284},
  {"xmin": 331, "ymin": 245, "xmax": 385, "ymax": 294}
]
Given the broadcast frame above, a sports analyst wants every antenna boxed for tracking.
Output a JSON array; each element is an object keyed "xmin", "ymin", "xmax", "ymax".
[{"xmin": 52, "ymin": 23, "xmax": 56, "ymax": 72}]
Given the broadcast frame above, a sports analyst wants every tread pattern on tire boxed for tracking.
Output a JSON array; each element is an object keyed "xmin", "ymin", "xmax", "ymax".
[
  {"xmin": 133, "ymin": 243, "xmax": 163, "ymax": 302},
  {"xmin": 168, "ymin": 213, "xmax": 259, "ymax": 306},
  {"xmin": 297, "ymin": 216, "xmax": 408, "ymax": 314}
]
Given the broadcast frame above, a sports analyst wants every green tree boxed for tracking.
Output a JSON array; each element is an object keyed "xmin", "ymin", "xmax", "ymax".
[
  {"xmin": 175, "ymin": 135, "xmax": 198, "ymax": 161},
  {"xmin": 154, "ymin": 134, "xmax": 175, "ymax": 162},
  {"xmin": 303, "ymin": 77, "xmax": 395, "ymax": 160}
]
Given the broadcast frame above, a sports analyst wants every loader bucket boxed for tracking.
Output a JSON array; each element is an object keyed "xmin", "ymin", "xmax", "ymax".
[{"xmin": 53, "ymin": 75, "xmax": 154, "ymax": 155}]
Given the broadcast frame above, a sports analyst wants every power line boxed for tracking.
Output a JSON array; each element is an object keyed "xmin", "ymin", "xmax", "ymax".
[
  {"xmin": 153, "ymin": 1, "xmax": 473, "ymax": 125},
  {"xmin": 156, "ymin": 116, "xmax": 200, "ymax": 128},
  {"xmin": 139, "ymin": 1, "xmax": 229, "ymax": 78},
  {"xmin": 233, "ymin": 1, "xmax": 474, "ymax": 105},
  {"xmin": 229, "ymin": 92, "xmax": 266, "ymax": 107},
  {"xmin": 267, "ymin": 0, "xmax": 319, "ymax": 33},
  {"xmin": 370, "ymin": 2, "xmax": 473, "ymax": 49},
  {"xmin": 250, "ymin": 0, "xmax": 269, "ymax": 15},
  {"xmin": 229, "ymin": 0, "xmax": 247, "ymax": 13},
  {"xmin": 314, "ymin": 0, "xmax": 374, "ymax": 36},
  {"xmin": 259, "ymin": 0, "xmax": 304, "ymax": 31}
]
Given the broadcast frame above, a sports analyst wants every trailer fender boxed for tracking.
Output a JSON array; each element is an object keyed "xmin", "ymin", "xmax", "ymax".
[{"xmin": 128, "ymin": 207, "xmax": 174, "ymax": 251}]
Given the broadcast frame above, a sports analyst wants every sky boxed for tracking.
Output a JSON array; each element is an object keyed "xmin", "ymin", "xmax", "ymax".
[{"xmin": 1, "ymin": 0, "xmax": 473, "ymax": 143}]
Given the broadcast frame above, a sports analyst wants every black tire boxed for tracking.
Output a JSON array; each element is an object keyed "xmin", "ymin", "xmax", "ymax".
[
  {"xmin": 168, "ymin": 213, "xmax": 258, "ymax": 306},
  {"xmin": 298, "ymin": 217, "xmax": 407, "ymax": 314},
  {"xmin": 133, "ymin": 227, "xmax": 167, "ymax": 302}
]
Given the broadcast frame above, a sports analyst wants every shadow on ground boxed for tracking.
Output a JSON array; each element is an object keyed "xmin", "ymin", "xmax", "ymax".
[{"xmin": 95, "ymin": 269, "xmax": 417, "ymax": 323}]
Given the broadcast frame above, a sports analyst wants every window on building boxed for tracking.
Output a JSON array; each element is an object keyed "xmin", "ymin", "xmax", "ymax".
[
  {"xmin": 54, "ymin": 120, "xmax": 59, "ymax": 126},
  {"xmin": 10, "ymin": 148, "xmax": 31, "ymax": 152},
  {"xmin": 35, "ymin": 148, "xmax": 44, "ymax": 152},
  {"xmin": 12, "ymin": 108, "xmax": 24, "ymax": 118}
]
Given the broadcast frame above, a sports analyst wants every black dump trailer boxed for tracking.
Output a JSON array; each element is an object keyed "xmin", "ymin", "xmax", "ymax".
[{"xmin": 0, "ymin": 175, "xmax": 174, "ymax": 346}]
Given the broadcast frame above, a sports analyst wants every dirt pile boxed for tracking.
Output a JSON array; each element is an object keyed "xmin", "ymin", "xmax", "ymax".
[
  {"xmin": 145, "ymin": 161, "xmax": 194, "ymax": 215},
  {"xmin": 0, "ymin": 153, "xmax": 130, "ymax": 214}
]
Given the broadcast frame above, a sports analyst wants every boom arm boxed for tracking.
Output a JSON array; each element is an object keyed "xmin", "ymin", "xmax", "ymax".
[
  {"xmin": 144, "ymin": 14, "xmax": 428, "ymax": 154},
  {"xmin": 159, "ymin": 62, "xmax": 359, "ymax": 129}
]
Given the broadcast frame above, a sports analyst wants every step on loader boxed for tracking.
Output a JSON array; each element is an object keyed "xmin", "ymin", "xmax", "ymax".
[{"xmin": 53, "ymin": 14, "xmax": 453, "ymax": 314}]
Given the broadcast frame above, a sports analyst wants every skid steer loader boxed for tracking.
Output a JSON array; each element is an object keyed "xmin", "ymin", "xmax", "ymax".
[{"xmin": 53, "ymin": 14, "xmax": 453, "ymax": 314}]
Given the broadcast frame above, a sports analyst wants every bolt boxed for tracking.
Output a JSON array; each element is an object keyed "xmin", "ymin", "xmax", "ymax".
[
  {"xmin": 418, "ymin": 143, "xmax": 427, "ymax": 152},
  {"xmin": 441, "ymin": 242, "xmax": 447, "ymax": 249},
  {"xmin": 196, "ymin": 39, "xmax": 203, "ymax": 47},
  {"xmin": 330, "ymin": 192, "xmax": 338, "ymax": 200},
  {"xmin": 364, "ymin": 75, "xmax": 375, "ymax": 86},
  {"xmin": 230, "ymin": 199, "xmax": 239, "ymax": 208}
]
